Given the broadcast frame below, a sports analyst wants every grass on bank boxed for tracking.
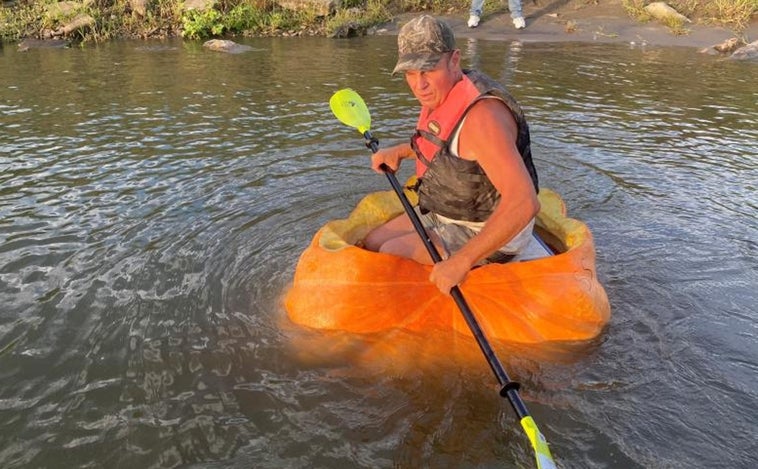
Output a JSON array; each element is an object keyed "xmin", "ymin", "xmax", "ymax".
[
  {"xmin": 1, "ymin": 0, "xmax": 756, "ymax": 43},
  {"xmin": 622, "ymin": 0, "xmax": 758, "ymax": 34}
]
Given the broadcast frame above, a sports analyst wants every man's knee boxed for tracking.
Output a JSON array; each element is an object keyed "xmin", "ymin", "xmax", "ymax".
[{"xmin": 363, "ymin": 226, "xmax": 390, "ymax": 251}]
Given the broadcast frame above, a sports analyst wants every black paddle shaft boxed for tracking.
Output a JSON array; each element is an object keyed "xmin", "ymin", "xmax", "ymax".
[{"xmin": 364, "ymin": 131, "xmax": 530, "ymax": 420}]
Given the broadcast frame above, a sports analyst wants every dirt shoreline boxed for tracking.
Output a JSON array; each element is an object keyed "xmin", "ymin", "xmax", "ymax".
[{"xmin": 376, "ymin": 1, "xmax": 757, "ymax": 50}]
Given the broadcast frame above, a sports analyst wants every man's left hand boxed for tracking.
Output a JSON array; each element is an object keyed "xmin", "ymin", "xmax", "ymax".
[{"xmin": 429, "ymin": 256, "xmax": 471, "ymax": 294}]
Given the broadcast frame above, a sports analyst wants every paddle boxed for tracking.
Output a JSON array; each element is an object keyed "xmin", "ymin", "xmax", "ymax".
[{"xmin": 329, "ymin": 88, "xmax": 557, "ymax": 469}]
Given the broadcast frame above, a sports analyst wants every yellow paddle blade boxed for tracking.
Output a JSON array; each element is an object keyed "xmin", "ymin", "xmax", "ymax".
[
  {"xmin": 521, "ymin": 416, "xmax": 557, "ymax": 469},
  {"xmin": 329, "ymin": 88, "xmax": 371, "ymax": 135}
]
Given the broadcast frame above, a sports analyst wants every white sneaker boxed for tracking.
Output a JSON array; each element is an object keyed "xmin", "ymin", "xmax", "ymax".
[
  {"xmin": 513, "ymin": 17, "xmax": 526, "ymax": 29},
  {"xmin": 467, "ymin": 15, "xmax": 480, "ymax": 28}
]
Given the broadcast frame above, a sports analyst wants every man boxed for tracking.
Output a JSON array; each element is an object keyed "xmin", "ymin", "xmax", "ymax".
[
  {"xmin": 468, "ymin": 0, "xmax": 526, "ymax": 29},
  {"xmin": 363, "ymin": 15, "xmax": 549, "ymax": 294}
]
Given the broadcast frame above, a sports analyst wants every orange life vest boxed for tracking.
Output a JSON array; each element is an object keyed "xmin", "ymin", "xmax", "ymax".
[{"xmin": 413, "ymin": 75, "xmax": 481, "ymax": 177}]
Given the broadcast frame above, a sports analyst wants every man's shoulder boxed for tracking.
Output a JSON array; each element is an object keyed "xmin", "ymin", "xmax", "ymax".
[
  {"xmin": 464, "ymin": 69, "xmax": 503, "ymax": 90},
  {"xmin": 468, "ymin": 97, "xmax": 512, "ymax": 122}
]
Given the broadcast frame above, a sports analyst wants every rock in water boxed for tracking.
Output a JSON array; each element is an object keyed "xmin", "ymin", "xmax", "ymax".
[
  {"xmin": 729, "ymin": 40, "xmax": 758, "ymax": 61},
  {"xmin": 202, "ymin": 39, "xmax": 253, "ymax": 54},
  {"xmin": 18, "ymin": 38, "xmax": 70, "ymax": 51}
]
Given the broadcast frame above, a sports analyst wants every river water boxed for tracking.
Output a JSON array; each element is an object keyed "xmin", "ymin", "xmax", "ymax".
[{"xmin": 1, "ymin": 36, "xmax": 755, "ymax": 468}]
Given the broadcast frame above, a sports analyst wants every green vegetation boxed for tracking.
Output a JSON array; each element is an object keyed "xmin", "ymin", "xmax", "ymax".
[{"xmin": 1, "ymin": 0, "xmax": 755, "ymax": 43}]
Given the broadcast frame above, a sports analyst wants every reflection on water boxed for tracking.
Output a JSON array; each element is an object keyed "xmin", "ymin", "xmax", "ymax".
[{"xmin": 1, "ymin": 37, "xmax": 756, "ymax": 468}]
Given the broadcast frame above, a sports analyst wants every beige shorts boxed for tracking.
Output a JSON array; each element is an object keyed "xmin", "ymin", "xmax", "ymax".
[{"xmin": 417, "ymin": 209, "xmax": 547, "ymax": 264}]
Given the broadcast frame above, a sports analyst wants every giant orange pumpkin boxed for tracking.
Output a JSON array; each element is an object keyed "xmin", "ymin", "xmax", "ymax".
[{"xmin": 285, "ymin": 180, "xmax": 610, "ymax": 345}]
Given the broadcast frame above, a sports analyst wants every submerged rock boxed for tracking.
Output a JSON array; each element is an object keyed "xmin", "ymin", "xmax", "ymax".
[
  {"xmin": 18, "ymin": 38, "xmax": 71, "ymax": 51},
  {"xmin": 699, "ymin": 37, "xmax": 744, "ymax": 55},
  {"xmin": 729, "ymin": 40, "xmax": 758, "ymax": 61},
  {"xmin": 202, "ymin": 39, "xmax": 253, "ymax": 54},
  {"xmin": 329, "ymin": 21, "xmax": 363, "ymax": 38}
]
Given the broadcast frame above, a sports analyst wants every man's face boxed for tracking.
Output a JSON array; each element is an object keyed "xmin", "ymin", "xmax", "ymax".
[{"xmin": 404, "ymin": 51, "xmax": 460, "ymax": 110}]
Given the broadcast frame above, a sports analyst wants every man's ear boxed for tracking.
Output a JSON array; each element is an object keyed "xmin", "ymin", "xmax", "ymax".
[{"xmin": 449, "ymin": 49, "xmax": 462, "ymax": 69}]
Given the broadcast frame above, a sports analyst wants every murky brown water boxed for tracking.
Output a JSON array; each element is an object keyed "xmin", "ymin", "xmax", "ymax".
[{"xmin": 1, "ymin": 36, "xmax": 756, "ymax": 468}]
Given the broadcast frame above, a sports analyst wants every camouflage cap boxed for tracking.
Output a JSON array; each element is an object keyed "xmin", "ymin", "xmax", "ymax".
[{"xmin": 392, "ymin": 15, "xmax": 456, "ymax": 75}]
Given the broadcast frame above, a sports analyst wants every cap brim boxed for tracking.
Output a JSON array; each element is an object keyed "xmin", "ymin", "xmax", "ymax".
[{"xmin": 392, "ymin": 53, "xmax": 443, "ymax": 76}]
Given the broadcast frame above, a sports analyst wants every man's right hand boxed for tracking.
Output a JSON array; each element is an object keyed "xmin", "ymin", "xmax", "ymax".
[{"xmin": 370, "ymin": 143, "xmax": 413, "ymax": 173}]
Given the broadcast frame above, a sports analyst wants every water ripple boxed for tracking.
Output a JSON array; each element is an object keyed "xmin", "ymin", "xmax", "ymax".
[{"xmin": 1, "ymin": 39, "xmax": 756, "ymax": 469}]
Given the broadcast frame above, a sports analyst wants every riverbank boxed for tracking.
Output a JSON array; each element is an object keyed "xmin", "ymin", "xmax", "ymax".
[
  {"xmin": 2, "ymin": 0, "xmax": 756, "ymax": 52},
  {"xmin": 378, "ymin": 2, "xmax": 758, "ymax": 50}
]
